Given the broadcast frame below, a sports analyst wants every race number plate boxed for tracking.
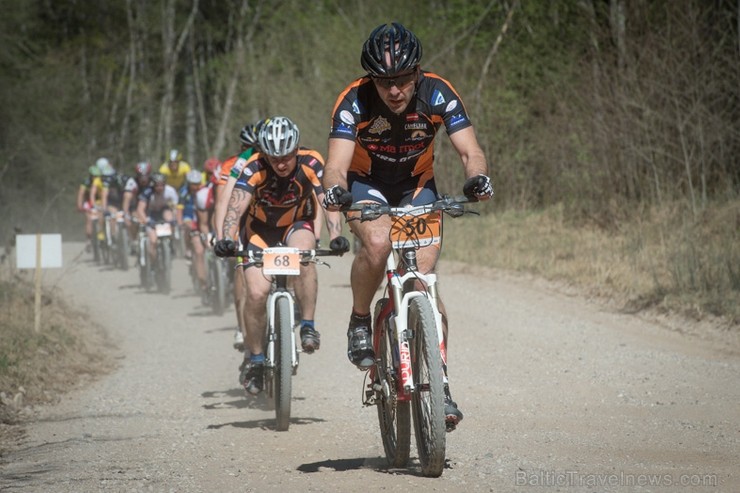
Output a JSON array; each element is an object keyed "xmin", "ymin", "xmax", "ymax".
[
  {"xmin": 262, "ymin": 247, "xmax": 300, "ymax": 276},
  {"xmin": 155, "ymin": 222, "xmax": 173, "ymax": 238},
  {"xmin": 390, "ymin": 211, "xmax": 442, "ymax": 248}
]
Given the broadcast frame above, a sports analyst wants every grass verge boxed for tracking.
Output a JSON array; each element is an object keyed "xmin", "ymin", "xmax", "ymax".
[
  {"xmin": 442, "ymin": 199, "xmax": 740, "ymax": 328},
  {"xmin": 0, "ymin": 269, "xmax": 116, "ymax": 455}
]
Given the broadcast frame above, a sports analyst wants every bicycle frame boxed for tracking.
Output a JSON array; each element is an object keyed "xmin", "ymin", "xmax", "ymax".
[
  {"xmin": 372, "ymin": 248, "xmax": 447, "ymax": 399},
  {"xmin": 352, "ymin": 195, "xmax": 477, "ymax": 476},
  {"xmin": 265, "ymin": 275, "xmax": 299, "ymax": 373},
  {"xmin": 234, "ymin": 246, "xmax": 343, "ymax": 431}
]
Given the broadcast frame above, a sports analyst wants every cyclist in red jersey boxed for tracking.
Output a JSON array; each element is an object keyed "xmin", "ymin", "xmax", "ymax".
[
  {"xmin": 321, "ymin": 23, "xmax": 494, "ymax": 429},
  {"xmin": 214, "ymin": 116, "xmax": 349, "ymax": 395}
]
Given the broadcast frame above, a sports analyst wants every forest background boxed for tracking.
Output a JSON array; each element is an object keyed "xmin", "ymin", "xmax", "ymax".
[{"xmin": 0, "ymin": 0, "xmax": 738, "ymax": 325}]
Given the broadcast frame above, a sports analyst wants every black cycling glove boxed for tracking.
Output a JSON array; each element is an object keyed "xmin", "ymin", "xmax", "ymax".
[
  {"xmin": 213, "ymin": 239, "xmax": 236, "ymax": 257},
  {"xmin": 463, "ymin": 174, "xmax": 494, "ymax": 200},
  {"xmin": 323, "ymin": 185, "xmax": 353, "ymax": 210},
  {"xmin": 329, "ymin": 236, "xmax": 350, "ymax": 253}
]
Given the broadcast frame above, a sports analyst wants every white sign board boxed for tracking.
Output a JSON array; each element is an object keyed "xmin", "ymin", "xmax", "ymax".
[{"xmin": 15, "ymin": 234, "xmax": 63, "ymax": 269}]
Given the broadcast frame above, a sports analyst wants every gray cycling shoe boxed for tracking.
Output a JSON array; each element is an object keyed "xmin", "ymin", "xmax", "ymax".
[
  {"xmin": 238, "ymin": 358, "xmax": 264, "ymax": 395},
  {"xmin": 300, "ymin": 325, "xmax": 321, "ymax": 353},
  {"xmin": 347, "ymin": 313, "xmax": 375, "ymax": 370}
]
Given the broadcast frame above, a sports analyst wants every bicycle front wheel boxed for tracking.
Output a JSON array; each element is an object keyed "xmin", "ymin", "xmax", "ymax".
[
  {"xmin": 274, "ymin": 296, "xmax": 293, "ymax": 431},
  {"xmin": 117, "ymin": 227, "xmax": 129, "ymax": 271},
  {"xmin": 409, "ymin": 296, "xmax": 446, "ymax": 477},
  {"xmin": 374, "ymin": 298, "xmax": 411, "ymax": 467},
  {"xmin": 212, "ymin": 258, "xmax": 227, "ymax": 316},
  {"xmin": 156, "ymin": 239, "xmax": 172, "ymax": 294}
]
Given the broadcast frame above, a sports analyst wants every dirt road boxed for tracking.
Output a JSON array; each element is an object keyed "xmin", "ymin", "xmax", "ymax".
[{"xmin": 1, "ymin": 242, "xmax": 738, "ymax": 492}]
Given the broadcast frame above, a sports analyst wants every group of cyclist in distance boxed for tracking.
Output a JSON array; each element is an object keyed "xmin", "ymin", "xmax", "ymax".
[{"xmin": 78, "ymin": 23, "xmax": 493, "ymax": 431}]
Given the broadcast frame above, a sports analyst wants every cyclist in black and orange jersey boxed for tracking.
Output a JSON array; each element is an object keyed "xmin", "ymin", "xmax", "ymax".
[
  {"xmin": 213, "ymin": 121, "xmax": 265, "ymax": 352},
  {"xmin": 321, "ymin": 22, "xmax": 494, "ymax": 430},
  {"xmin": 213, "ymin": 116, "xmax": 349, "ymax": 395}
]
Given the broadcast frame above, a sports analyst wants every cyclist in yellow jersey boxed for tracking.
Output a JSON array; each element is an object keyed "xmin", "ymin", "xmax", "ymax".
[
  {"xmin": 77, "ymin": 164, "xmax": 103, "ymax": 252},
  {"xmin": 158, "ymin": 149, "xmax": 192, "ymax": 190}
]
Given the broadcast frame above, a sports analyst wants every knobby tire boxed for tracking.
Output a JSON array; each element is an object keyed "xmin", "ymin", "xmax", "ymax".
[
  {"xmin": 212, "ymin": 257, "xmax": 226, "ymax": 316},
  {"xmin": 374, "ymin": 298, "xmax": 411, "ymax": 467},
  {"xmin": 117, "ymin": 227, "xmax": 129, "ymax": 271},
  {"xmin": 409, "ymin": 296, "xmax": 446, "ymax": 477},
  {"xmin": 274, "ymin": 296, "xmax": 293, "ymax": 431},
  {"xmin": 156, "ymin": 239, "xmax": 172, "ymax": 294}
]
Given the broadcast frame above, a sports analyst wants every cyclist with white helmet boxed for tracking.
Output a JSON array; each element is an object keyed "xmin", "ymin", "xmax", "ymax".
[
  {"xmin": 178, "ymin": 169, "xmax": 209, "ymax": 300},
  {"xmin": 322, "ymin": 23, "xmax": 494, "ymax": 430},
  {"xmin": 213, "ymin": 116, "xmax": 350, "ymax": 395},
  {"xmin": 159, "ymin": 149, "xmax": 192, "ymax": 189},
  {"xmin": 89, "ymin": 157, "xmax": 123, "ymax": 248}
]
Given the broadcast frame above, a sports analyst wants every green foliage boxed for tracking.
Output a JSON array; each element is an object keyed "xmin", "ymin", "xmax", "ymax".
[{"xmin": 0, "ymin": 0, "xmax": 737, "ymax": 239}]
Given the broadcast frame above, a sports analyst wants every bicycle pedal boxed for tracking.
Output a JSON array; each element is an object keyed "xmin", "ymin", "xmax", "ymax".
[{"xmin": 363, "ymin": 389, "xmax": 376, "ymax": 406}]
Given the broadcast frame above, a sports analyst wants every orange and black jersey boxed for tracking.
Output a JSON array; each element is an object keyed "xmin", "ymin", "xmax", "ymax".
[
  {"xmin": 234, "ymin": 148, "xmax": 324, "ymax": 228},
  {"xmin": 329, "ymin": 71, "xmax": 473, "ymax": 185}
]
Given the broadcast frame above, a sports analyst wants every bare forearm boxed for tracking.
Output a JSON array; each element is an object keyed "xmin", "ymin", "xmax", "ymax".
[
  {"xmin": 322, "ymin": 165, "xmax": 348, "ymax": 190},
  {"xmin": 325, "ymin": 210, "xmax": 344, "ymax": 239},
  {"xmin": 222, "ymin": 188, "xmax": 248, "ymax": 240}
]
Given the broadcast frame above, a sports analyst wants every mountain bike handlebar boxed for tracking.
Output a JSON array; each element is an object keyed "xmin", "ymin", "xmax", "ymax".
[
  {"xmin": 229, "ymin": 246, "xmax": 345, "ymax": 269},
  {"xmin": 344, "ymin": 194, "xmax": 479, "ymax": 222}
]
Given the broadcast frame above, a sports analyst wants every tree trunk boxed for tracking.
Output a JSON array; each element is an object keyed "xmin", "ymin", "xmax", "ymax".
[
  {"xmin": 212, "ymin": 0, "xmax": 264, "ymax": 158},
  {"xmin": 158, "ymin": 0, "xmax": 199, "ymax": 159}
]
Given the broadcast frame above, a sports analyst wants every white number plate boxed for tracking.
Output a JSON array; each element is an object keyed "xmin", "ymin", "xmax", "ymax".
[
  {"xmin": 261, "ymin": 247, "xmax": 300, "ymax": 276},
  {"xmin": 155, "ymin": 222, "xmax": 173, "ymax": 238}
]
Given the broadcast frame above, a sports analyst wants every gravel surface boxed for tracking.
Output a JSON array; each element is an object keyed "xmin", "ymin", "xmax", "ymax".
[{"xmin": 1, "ymin": 242, "xmax": 738, "ymax": 492}]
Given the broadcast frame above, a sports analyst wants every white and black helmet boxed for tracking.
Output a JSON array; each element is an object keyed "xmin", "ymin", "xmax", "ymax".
[
  {"xmin": 258, "ymin": 116, "xmax": 300, "ymax": 157},
  {"xmin": 239, "ymin": 123, "xmax": 259, "ymax": 147}
]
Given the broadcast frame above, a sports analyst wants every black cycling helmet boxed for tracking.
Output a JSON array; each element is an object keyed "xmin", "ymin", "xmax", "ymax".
[
  {"xmin": 239, "ymin": 123, "xmax": 259, "ymax": 147},
  {"xmin": 151, "ymin": 172, "xmax": 166, "ymax": 185},
  {"xmin": 361, "ymin": 22, "xmax": 422, "ymax": 77}
]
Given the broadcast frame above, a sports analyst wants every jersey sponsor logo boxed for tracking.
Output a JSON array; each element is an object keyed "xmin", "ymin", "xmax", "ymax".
[
  {"xmin": 352, "ymin": 99, "xmax": 363, "ymax": 114},
  {"xmin": 335, "ymin": 123, "xmax": 354, "ymax": 135},
  {"xmin": 368, "ymin": 116, "xmax": 391, "ymax": 135},
  {"xmin": 432, "ymin": 89, "xmax": 446, "ymax": 106},
  {"xmin": 399, "ymin": 142, "xmax": 427, "ymax": 153},
  {"xmin": 404, "ymin": 122, "xmax": 427, "ymax": 130},
  {"xmin": 232, "ymin": 157, "xmax": 247, "ymax": 175},
  {"xmin": 243, "ymin": 166, "xmax": 254, "ymax": 177},
  {"xmin": 411, "ymin": 130, "xmax": 428, "ymax": 140},
  {"xmin": 340, "ymin": 110, "xmax": 355, "ymax": 125},
  {"xmin": 445, "ymin": 100, "xmax": 459, "ymax": 112},
  {"xmin": 449, "ymin": 114, "xmax": 468, "ymax": 127},
  {"xmin": 367, "ymin": 143, "xmax": 397, "ymax": 153}
]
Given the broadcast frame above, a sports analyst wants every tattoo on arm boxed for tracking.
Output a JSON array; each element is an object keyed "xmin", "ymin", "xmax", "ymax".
[{"xmin": 222, "ymin": 188, "xmax": 249, "ymax": 239}]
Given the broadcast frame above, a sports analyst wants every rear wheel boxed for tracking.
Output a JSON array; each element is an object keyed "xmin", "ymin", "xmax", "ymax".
[
  {"xmin": 409, "ymin": 296, "xmax": 446, "ymax": 477},
  {"xmin": 274, "ymin": 296, "xmax": 293, "ymax": 431},
  {"xmin": 374, "ymin": 299, "xmax": 411, "ymax": 467}
]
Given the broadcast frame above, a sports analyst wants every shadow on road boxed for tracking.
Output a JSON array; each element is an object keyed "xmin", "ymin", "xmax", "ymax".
[{"xmin": 206, "ymin": 416, "xmax": 325, "ymax": 431}]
